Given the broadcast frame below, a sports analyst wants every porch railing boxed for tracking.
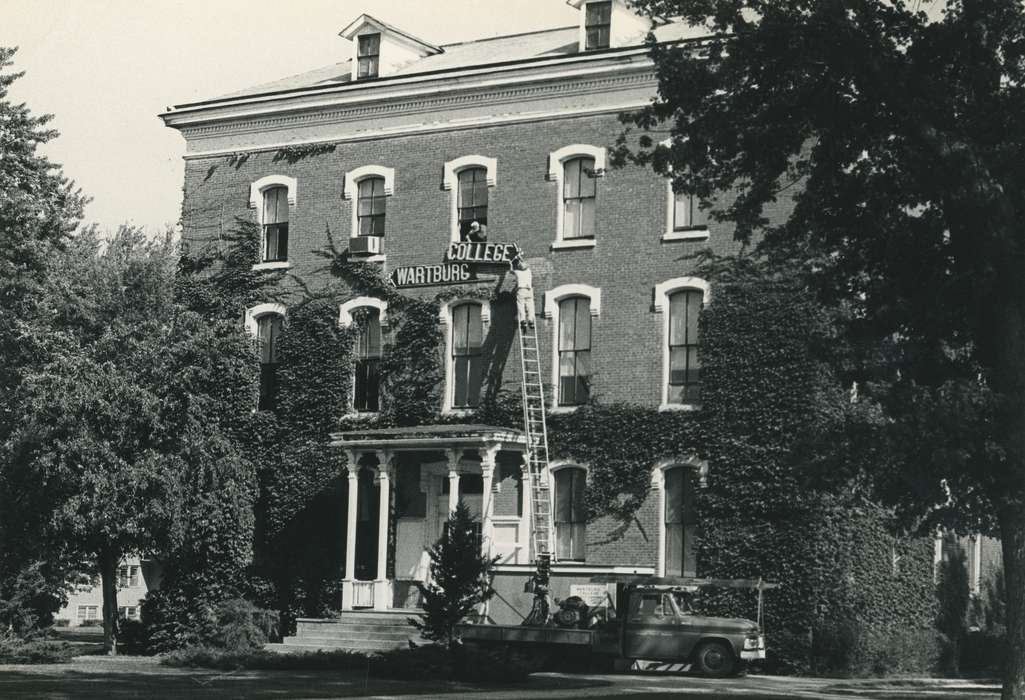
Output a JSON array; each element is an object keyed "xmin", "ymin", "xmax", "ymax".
[{"xmin": 352, "ymin": 580, "xmax": 375, "ymax": 608}]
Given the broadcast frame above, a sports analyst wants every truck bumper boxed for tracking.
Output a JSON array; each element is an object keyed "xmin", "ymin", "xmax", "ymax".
[{"xmin": 741, "ymin": 649, "xmax": 766, "ymax": 661}]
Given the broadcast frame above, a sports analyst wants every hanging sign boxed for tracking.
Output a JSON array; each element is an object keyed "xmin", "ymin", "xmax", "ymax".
[
  {"xmin": 389, "ymin": 262, "xmax": 493, "ymax": 289},
  {"xmin": 444, "ymin": 241, "xmax": 521, "ymax": 265}
]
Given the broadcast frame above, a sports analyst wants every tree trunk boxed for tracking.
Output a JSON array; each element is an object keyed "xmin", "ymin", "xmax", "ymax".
[
  {"xmin": 1000, "ymin": 506, "xmax": 1025, "ymax": 700},
  {"xmin": 99, "ymin": 551, "xmax": 120, "ymax": 656}
]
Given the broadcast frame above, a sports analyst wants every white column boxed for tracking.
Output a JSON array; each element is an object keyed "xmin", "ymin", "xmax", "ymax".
[
  {"xmin": 446, "ymin": 449, "xmax": 462, "ymax": 515},
  {"xmin": 519, "ymin": 451, "xmax": 532, "ymax": 564},
  {"xmin": 342, "ymin": 451, "xmax": 360, "ymax": 611},
  {"xmin": 478, "ymin": 444, "xmax": 500, "ymax": 557},
  {"xmin": 374, "ymin": 451, "xmax": 393, "ymax": 610}
]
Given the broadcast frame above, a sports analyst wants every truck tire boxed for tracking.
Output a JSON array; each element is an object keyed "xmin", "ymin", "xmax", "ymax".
[{"xmin": 693, "ymin": 640, "xmax": 737, "ymax": 677}]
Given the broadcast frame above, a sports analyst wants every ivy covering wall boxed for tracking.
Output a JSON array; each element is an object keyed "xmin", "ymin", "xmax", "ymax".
[{"xmin": 174, "ymin": 202, "xmax": 939, "ymax": 673}]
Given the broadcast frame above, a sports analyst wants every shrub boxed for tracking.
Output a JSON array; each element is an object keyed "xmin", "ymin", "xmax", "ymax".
[
  {"xmin": 810, "ymin": 621, "xmax": 940, "ymax": 676},
  {"xmin": 117, "ymin": 618, "xmax": 150, "ymax": 655},
  {"xmin": 78, "ymin": 619, "xmax": 102, "ymax": 627},
  {"xmin": 452, "ymin": 644, "xmax": 538, "ymax": 683},
  {"xmin": 163, "ymin": 646, "xmax": 370, "ymax": 672},
  {"xmin": 213, "ymin": 599, "xmax": 269, "ymax": 652},
  {"xmin": 53, "ymin": 619, "xmax": 70, "ymax": 628},
  {"xmin": 0, "ymin": 638, "xmax": 75, "ymax": 664},
  {"xmin": 372, "ymin": 644, "xmax": 453, "ymax": 680}
]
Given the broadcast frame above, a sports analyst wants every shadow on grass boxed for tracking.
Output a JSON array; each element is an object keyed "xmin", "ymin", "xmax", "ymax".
[{"xmin": 0, "ymin": 667, "xmax": 612, "ymax": 699}]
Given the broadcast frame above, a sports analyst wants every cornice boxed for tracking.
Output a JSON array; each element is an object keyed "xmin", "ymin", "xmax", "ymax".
[{"xmin": 178, "ymin": 71, "xmax": 653, "ymax": 142}]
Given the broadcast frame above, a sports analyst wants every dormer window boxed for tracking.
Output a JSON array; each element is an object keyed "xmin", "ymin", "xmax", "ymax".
[
  {"xmin": 357, "ymin": 33, "xmax": 381, "ymax": 79},
  {"xmin": 585, "ymin": 2, "xmax": 612, "ymax": 50}
]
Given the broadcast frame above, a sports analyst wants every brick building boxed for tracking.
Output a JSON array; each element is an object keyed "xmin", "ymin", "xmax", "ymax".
[{"xmin": 161, "ymin": 2, "xmax": 758, "ymax": 635}]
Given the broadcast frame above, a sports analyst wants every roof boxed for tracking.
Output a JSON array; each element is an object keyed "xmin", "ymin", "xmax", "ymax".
[
  {"xmin": 187, "ymin": 21, "xmax": 710, "ymax": 108},
  {"xmin": 332, "ymin": 423, "xmax": 527, "ymax": 450}
]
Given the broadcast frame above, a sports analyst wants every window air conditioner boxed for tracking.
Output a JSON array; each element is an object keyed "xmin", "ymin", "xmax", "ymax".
[{"xmin": 350, "ymin": 236, "xmax": 383, "ymax": 256}]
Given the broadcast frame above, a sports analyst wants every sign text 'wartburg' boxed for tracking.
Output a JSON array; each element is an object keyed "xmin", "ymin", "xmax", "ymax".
[
  {"xmin": 445, "ymin": 241, "xmax": 521, "ymax": 264},
  {"xmin": 389, "ymin": 263, "xmax": 492, "ymax": 288}
]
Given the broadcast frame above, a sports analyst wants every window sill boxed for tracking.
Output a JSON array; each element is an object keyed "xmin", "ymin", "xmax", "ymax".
[
  {"xmin": 550, "ymin": 238, "xmax": 596, "ymax": 251},
  {"xmin": 442, "ymin": 407, "xmax": 475, "ymax": 417},
  {"xmin": 659, "ymin": 402, "xmax": 702, "ymax": 412},
  {"xmin": 252, "ymin": 261, "xmax": 290, "ymax": 271},
  {"xmin": 549, "ymin": 405, "xmax": 581, "ymax": 414},
  {"xmin": 348, "ymin": 254, "xmax": 387, "ymax": 263},
  {"xmin": 662, "ymin": 227, "xmax": 709, "ymax": 242}
]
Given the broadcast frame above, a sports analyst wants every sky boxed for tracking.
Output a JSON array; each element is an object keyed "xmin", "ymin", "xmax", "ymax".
[{"xmin": 2, "ymin": 0, "xmax": 580, "ymax": 234}]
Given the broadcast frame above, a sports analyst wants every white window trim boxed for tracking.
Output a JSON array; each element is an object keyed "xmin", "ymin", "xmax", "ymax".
[
  {"xmin": 549, "ymin": 461, "xmax": 588, "ymax": 562},
  {"xmin": 548, "ymin": 144, "xmax": 606, "ymax": 249},
  {"xmin": 249, "ymin": 175, "xmax": 298, "ymax": 210},
  {"xmin": 439, "ymin": 298, "xmax": 491, "ymax": 414},
  {"xmin": 544, "ymin": 284, "xmax": 601, "ymax": 411},
  {"xmin": 663, "ymin": 179, "xmax": 710, "ymax": 241},
  {"xmin": 651, "ymin": 457, "xmax": 707, "ymax": 577},
  {"xmin": 654, "ymin": 278, "xmax": 710, "ymax": 411},
  {"xmin": 340, "ymin": 297, "xmax": 389, "ymax": 416},
  {"xmin": 249, "ymin": 175, "xmax": 297, "ymax": 268},
  {"xmin": 244, "ymin": 302, "xmax": 287, "ymax": 338},
  {"xmin": 338, "ymin": 297, "xmax": 389, "ymax": 328},
  {"xmin": 343, "ymin": 165, "xmax": 395, "ymax": 240},
  {"xmin": 442, "ymin": 155, "xmax": 497, "ymax": 243}
]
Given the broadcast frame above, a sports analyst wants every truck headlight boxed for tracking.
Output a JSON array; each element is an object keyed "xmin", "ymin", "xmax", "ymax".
[{"xmin": 743, "ymin": 635, "xmax": 764, "ymax": 650}]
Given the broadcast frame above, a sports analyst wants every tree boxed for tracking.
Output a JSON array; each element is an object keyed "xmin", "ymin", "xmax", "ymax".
[
  {"xmin": 412, "ymin": 502, "xmax": 498, "ymax": 649},
  {"xmin": 5, "ymin": 227, "xmax": 258, "ymax": 654},
  {"xmin": 620, "ymin": 1, "xmax": 1025, "ymax": 695},
  {"xmin": 0, "ymin": 45, "xmax": 87, "ymax": 628}
]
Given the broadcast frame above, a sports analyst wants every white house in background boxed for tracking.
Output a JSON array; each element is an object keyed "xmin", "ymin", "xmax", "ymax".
[{"xmin": 57, "ymin": 557, "xmax": 160, "ymax": 627}]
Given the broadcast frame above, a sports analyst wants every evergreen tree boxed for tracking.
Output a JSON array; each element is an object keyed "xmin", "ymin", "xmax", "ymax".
[{"xmin": 412, "ymin": 501, "xmax": 498, "ymax": 649}]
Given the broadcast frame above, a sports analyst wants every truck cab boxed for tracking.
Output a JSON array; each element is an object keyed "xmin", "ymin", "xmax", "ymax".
[{"xmin": 617, "ymin": 585, "xmax": 765, "ymax": 676}]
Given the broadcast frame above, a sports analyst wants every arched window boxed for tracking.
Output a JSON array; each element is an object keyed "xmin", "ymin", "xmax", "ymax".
[
  {"xmin": 668, "ymin": 290, "xmax": 702, "ymax": 404},
  {"xmin": 554, "ymin": 466, "xmax": 587, "ymax": 561},
  {"xmin": 562, "ymin": 157, "xmax": 597, "ymax": 240},
  {"xmin": 261, "ymin": 186, "xmax": 289, "ymax": 263},
  {"xmin": 457, "ymin": 167, "xmax": 488, "ymax": 240},
  {"xmin": 357, "ymin": 177, "xmax": 387, "ymax": 237},
  {"xmin": 451, "ymin": 302, "xmax": 484, "ymax": 408},
  {"xmin": 354, "ymin": 308, "xmax": 382, "ymax": 412},
  {"xmin": 558, "ymin": 296, "xmax": 592, "ymax": 406},
  {"xmin": 256, "ymin": 313, "xmax": 284, "ymax": 411},
  {"xmin": 663, "ymin": 466, "xmax": 697, "ymax": 576}
]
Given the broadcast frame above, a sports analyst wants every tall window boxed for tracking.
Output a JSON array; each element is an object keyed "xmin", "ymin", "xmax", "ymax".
[
  {"xmin": 673, "ymin": 190, "xmax": 708, "ymax": 230},
  {"xmin": 261, "ymin": 186, "xmax": 289, "ymax": 262},
  {"xmin": 117, "ymin": 564, "xmax": 140, "ymax": 588},
  {"xmin": 585, "ymin": 1, "xmax": 612, "ymax": 50},
  {"xmin": 668, "ymin": 290, "xmax": 701, "ymax": 403},
  {"xmin": 257, "ymin": 314, "xmax": 283, "ymax": 411},
  {"xmin": 357, "ymin": 177, "xmax": 386, "ymax": 237},
  {"xmin": 555, "ymin": 467, "xmax": 586, "ymax": 560},
  {"xmin": 562, "ymin": 157, "xmax": 597, "ymax": 239},
  {"xmin": 558, "ymin": 296, "xmax": 591, "ymax": 406},
  {"xmin": 451, "ymin": 303, "xmax": 483, "ymax": 408},
  {"xmin": 664, "ymin": 467, "xmax": 697, "ymax": 576},
  {"xmin": 457, "ymin": 167, "xmax": 488, "ymax": 240},
  {"xmin": 354, "ymin": 309, "xmax": 382, "ymax": 412},
  {"xmin": 357, "ymin": 33, "xmax": 380, "ymax": 79}
]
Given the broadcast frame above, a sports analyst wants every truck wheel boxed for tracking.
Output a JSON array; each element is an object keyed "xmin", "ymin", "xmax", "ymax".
[{"xmin": 693, "ymin": 641, "xmax": 737, "ymax": 677}]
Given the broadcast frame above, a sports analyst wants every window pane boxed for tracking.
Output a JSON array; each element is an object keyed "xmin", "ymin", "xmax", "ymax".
[
  {"xmin": 559, "ymin": 298, "xmax": 576, "ymax": 350},
  {"xmin": 686, "ymin": 292, "xmax": 700, "ymax": 342},
  {"xmin": 466, "ymin": 355, "xmax": 482, "ymax": 407},
  {"xmin": 579, "ymin": 197, "xmax": 596, "ymax": 238},
  {"xmin": 563, "ymin": 201, "xmax": 579, "ymax": 239},
  {"xmin": 673, "ymin": 191, "xmax": 691, "ymax": 229},
  {"xmin": 575, "ymin": 302, "xmax": 590, "ymax": 350},
  {"xmin": 257, "ymin": 315, "xmax": 282, "ymax": 364},
  {"xmin": 665, "ymin": 468, "xmax": 684, "ymax": 524},
  {"xmin": 263, "ymin": 187, "xmax": 288, "ymax": 224},
  {"xmin": 578, "ymin": 158, "xmax": 597, "ymax": 197},
  {"xmin": 563, "ymin": 159, "xmax": 580, "ymax": 198},
  {"xmin": 666, "ymin": 522, "xmax": 684, "ymax": 576},
  {"xmin": 453, "ymin": 356, "xmax": 469, "ymax": 407}
]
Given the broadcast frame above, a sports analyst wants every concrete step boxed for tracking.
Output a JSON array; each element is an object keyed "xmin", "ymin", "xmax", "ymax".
[
  {"xmin": 280, "ymin": 636, "xmax": 408, "ymax": 652},
  {"xmin": 299, "ymin": 622, "xmax": 416, "ymax": 635},
  {"xmin": 291, "ymin": 630, "xmax": 417, "ymax": 644}
]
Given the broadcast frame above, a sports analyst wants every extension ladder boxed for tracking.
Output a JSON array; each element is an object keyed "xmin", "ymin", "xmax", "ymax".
[{"xmin": 517, "ymin": 318, "xmax": 556, "ymax": 565}]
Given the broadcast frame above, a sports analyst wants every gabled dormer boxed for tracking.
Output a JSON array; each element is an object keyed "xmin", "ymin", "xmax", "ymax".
[
  {"xmin": 339, "ymin": 14, "xmax": 443, "ymax": 81},
  {"xmin": 567, "ymin": 0, "xmax": 658, "ymax": 51}
]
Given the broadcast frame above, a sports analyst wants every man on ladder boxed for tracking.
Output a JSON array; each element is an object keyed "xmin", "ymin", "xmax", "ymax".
[{"xmin": 512, "ymin": 254, "xmax": 536, "ymax": 329}]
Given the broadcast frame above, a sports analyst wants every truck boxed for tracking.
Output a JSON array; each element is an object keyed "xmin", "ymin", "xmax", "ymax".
[{"xmin": 457, "ymin": 576, "xmax": 775, "ymax": 677}]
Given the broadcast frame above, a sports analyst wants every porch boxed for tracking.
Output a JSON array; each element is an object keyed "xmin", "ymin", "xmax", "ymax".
[{"xmin": 331, "ymin": 424, "xmax": 530, "ymax": 612}]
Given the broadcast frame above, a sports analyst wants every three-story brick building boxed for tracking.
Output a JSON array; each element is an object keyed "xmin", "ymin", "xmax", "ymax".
[{"xmin": 161, "ymin": 2, "xmax": 740, "ymax": 632}]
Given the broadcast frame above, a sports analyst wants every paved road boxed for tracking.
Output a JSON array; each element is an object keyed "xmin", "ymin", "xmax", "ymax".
[{"xmin": 0, "ymin": 656, "xmax": 1001, "ymax": 699}]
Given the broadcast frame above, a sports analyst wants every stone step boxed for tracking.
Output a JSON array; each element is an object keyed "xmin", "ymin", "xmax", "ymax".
[
  {"xmin": 279, "ymin": 636, "xmax": 407, "ymax": 653},
  {"xmin": 298, "ymin": 622, "xmax": 416, "ymax": 636},
  {"xmin": 292, "ymin": 629, "xmax": 417, "ymax": 643}
]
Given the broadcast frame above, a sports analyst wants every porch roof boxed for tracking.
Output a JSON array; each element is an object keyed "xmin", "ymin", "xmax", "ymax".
[{"xmin": 330, "ymin": 423, "xmax": 526, "ymax": 451}]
